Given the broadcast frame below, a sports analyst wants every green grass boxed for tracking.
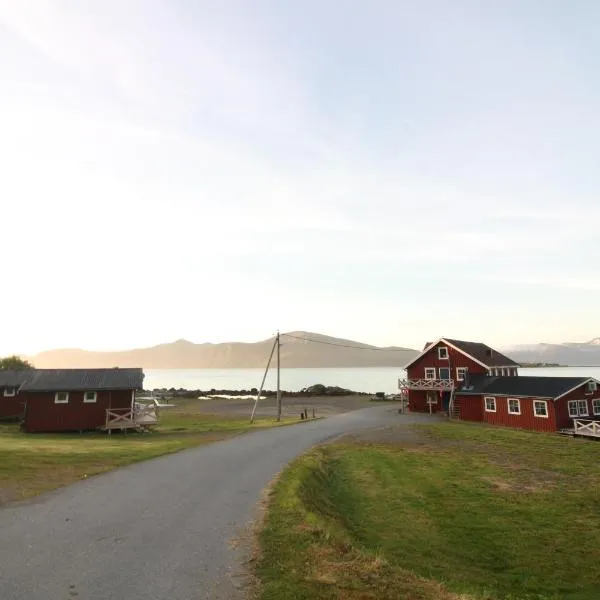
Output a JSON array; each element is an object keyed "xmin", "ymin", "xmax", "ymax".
[
  {"xmin": 0, "ymin": 399, "xmax": 302, "ymax": 504},
  {"xmin": 257, "ymin": 422, "xmax": 600, "ymax": 600}
]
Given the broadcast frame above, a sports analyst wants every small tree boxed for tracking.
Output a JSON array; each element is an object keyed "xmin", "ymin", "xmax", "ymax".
[{"xmin": 0, "ymin": 355, "xmax": 33, "ymax": 370}]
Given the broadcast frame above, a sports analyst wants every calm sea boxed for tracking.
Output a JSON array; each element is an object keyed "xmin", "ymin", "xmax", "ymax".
[{"xmin": 144, "ymin": 366, "xmax": 600, "ymax": 394}]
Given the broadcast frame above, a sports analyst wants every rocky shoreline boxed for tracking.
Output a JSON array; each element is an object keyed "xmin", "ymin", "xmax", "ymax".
[{"xmin": 147, "ymin": 383, "xmax": 373, "ymax": 399}]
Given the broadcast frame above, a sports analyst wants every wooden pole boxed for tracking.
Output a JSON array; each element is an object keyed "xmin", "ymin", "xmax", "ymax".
[
  {"xmin": 250, "ymin": 335, "xmax": 278, "ymax": 423},
  {"xmin": 276, "ymin": 332, "xmax": 282, "ymax": 422}
]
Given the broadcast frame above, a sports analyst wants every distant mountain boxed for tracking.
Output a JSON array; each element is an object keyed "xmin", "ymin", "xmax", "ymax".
[
  {"xmin": 504, "ymin": 338, "xmax": 600, "ymax": 366},
  {"xmin": 28, "ymin": 332, "xmax": 419, "ymax": 369}
]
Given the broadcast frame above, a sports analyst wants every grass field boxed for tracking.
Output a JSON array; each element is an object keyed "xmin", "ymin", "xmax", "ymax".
[
  {"xmin": 0, "ymin": 398, "xmax": 299, "ymax": 505},
  {"xmin": 257, "ymin": 422, "xmax": 600, "ymax": 600}
]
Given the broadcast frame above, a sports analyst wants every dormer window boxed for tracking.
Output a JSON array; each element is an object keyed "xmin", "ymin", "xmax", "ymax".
[{"xmin": 438, "ymin": 347, "xmax": 449, "ymax": 360}]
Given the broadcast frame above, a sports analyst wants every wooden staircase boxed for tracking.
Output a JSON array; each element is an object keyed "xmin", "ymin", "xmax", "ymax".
[{"xmin": 448, "ymin": 393, "xmax": 461, "ymax": 420}]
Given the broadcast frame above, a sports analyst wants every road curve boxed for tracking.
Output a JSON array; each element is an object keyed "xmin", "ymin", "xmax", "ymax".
[{"xmin": 0, "ymin": 405, "xmax": 416, "ymax": 600}]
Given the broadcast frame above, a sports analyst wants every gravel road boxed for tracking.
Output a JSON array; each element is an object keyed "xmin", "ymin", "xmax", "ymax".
[{"xmin": 0, "ymin": 405, "xmax": 428, "ymax": 600}]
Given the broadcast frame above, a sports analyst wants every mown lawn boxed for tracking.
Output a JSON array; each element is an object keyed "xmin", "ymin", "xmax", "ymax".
[
  {"xmin": 0, "ymin": 399, "xmax": 300, "ymax": 504},
  {"xmin": 257, "ymin": 422, "xmax": 600, "ymax": 600}
]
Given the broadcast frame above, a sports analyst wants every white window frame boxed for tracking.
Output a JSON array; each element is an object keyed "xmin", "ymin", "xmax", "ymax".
[
  {"xmin": 456, "ymin": 367, "xmax": 468, "ymax": 382},
  {"xmin": 424, "ymin": 368, "xmax": 436, "ymax": 380},
  {"xmin": 568, "ymin": 400, "xmax": 579, "ymax": 417},
  {"xmin": 593, "ymin": 399, "xmax": 600, "ymax": 416},
  {"xmin": 55, "ymin": 391, "xmax": 69, "ymax": 404},
  {"xmin": 533, "ymin": 400, "xmax": 548, "ymax": 418},
  {"xmin": 83, "ymin": 391, "xmax": 97, "ymax": 403},
  {"xmin": 577, "ymin": 400, "xmax": 589, "ymax": 417},
  {"xmin": 3, "ymin": 386, "xmax": 16, "ymax": 397},
  {"xmin": 484, "ymin": 396, "xmax": 496, "ymax": 412},
  {"xmin": 507, "ymin": 398, "xmax": 521, "ymax": 415},
  {"xmin": 426, "ymin": 391, "xmax": 438, "ymax": 405},
  {"xmin": 438, "ymin": 346, "xmax": 449, "ymax": 360},
  {"xmin": 587, "ymin": 381, "xmax": 597, "ymax": 394}
]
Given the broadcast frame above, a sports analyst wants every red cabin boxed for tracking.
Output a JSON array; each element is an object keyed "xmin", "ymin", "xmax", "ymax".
[{"xmin": 0, "ymin": 368, "xmax": 145, "ymax": 432}]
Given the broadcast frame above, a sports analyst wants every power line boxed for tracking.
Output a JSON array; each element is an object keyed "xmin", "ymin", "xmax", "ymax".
[{"xmin": 280, "ymin": 333, "xmax": 411, "ymax": 352}]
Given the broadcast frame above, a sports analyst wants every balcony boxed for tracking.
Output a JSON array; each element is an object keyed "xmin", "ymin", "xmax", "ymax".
[{"xmin": 398, "ymin": 378, "xmax": 455, "ymax": 391}]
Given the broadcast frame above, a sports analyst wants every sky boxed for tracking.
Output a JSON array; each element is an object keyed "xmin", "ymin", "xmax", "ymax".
[{"xmin": 1, "ymin": 0, "xmax": 599, "ymax": 355}]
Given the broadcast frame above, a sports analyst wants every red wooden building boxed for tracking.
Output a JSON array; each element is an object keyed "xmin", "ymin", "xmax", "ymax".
[
  {"xmin": 455, "ymin": 375, "xmax": 600, "ymax": 433},
  {"xmin": 0, "ymin": 368, "xmax": 145, "ymax": 432},
  {"xmin": 400, "ymin": 338, "xmax": 520, "ymax": 414},
  {"xmin": 399, "ymin": 338, "xmax": 600, "ymax": 435}
]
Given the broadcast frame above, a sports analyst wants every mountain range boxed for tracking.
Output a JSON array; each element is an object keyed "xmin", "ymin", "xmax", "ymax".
[
  {"xmin": 27, "ymin": 332, "xmax": 418, "ymax": 369},
  {"xmin": 23, "ymin": 334, "xmax": 600, "ymax": 369},
  {"xmin": 504, "ymin": 338, "xmax": 600, "ymax": 367}
]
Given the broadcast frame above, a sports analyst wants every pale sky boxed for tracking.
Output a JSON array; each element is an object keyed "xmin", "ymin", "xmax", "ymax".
[{"xmin": 1, "ymin": 1, "xmax": 599, "ymax": 355}]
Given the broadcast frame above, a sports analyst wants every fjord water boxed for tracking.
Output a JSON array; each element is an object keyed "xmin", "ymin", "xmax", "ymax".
[{"xmin": 144, "ymin": 366, "xmax": 600, "ymax": 394}]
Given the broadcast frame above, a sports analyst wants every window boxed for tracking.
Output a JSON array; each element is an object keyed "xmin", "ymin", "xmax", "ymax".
[
  {"xmin": 508, "ymin": 398, "xmax": 521, "ymax": 415},
  {"xmin": 487, "ymin": 369, "xmax": 493, "ymax": 376},
  {"xmin": 438, "ymin": 346, "xmax": 449, "ymax": 360},
  {"xmin": 485, "ymin": 397, "xmax": 496, "ymax": 412},
  {"xmin": 568, "ymin": 400, "xmax": 589, "ymax": 417},
  {"xmin": 3, "ymin": 386, "xmax": 16, "ymax": 397},
  {"xmin": 83, "ymin": 391, "xmax": 97, "ymax": 403},
  {"xmin": 55, "ymin": 392, "xmax": 69, "ymax": 404},
  {"xmin": 456, "ymin": 367, "xmax": 468, "ymax": 381},
  {"xmin": 534, "ymin": 400, "xmax": 548, "ymax": 418},
  {"xmin": 426, "ymin": 391, "xmax": 438, "ymax": 405},
  {"xmin": 424, "ymin": 368, "xmax": 436, "ymax": 380},
  {"xmin": 501, "ymin": 368, "xmax": 507, "ymax": 376},
  {"xmin": 587, "ymin": 381, "xmax": 597, "ymax": 393},
  {"xmin": 493, "ymin": 369, "xmax": 499, "ymax": 376},
  {"xmin": 593, "ymin": 399, "xmax": 600, "ymax": 416}
]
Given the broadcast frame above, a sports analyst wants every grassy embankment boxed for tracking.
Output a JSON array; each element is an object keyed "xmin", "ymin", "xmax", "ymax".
[
  {"xmin": 257, "ymin": 422, "xmax": 600, "ymax": 600},
  {"xmin": 0, "ymin": 398, "xmax": 299, "ymax": 504}
]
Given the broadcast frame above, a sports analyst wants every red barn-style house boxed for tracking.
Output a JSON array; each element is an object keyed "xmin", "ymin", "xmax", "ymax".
[
  {"xmin": 399, "ymin": 338, "xmax": 600, "ymax": 436},
  {"xmin": 0, "ymin": 368, "xmax": 149, "ymax": 433}
]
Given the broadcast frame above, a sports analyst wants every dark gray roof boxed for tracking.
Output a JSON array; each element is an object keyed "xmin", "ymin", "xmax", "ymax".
[
  {"xmin": 457, "ymin": 375, "xmax": 594, "ymax": 399},
  {"xmin": 444, "ymin": 338, "xmax": 520, "ymax": 367},
  {"xmin": 0, "ymin": 370, "xmax": 34, "ymax": 388},
  {"xmin": 11, "ymin": 368, "xmax": 144, "ymax": 391}
]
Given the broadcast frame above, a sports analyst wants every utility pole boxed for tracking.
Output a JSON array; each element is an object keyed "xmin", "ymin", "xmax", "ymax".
[
  {"xmin": 250, "ymin": 335, "xmax": 278, "ymax": 423},
  {"xmin": 276, "ymin": 331, "xmax": 282, "ymax": 422}
]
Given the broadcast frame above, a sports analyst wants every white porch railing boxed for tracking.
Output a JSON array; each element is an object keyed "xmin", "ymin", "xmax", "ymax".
[
  {"xmin": 104, "ymin": 405, "xmax": 159, "ymax": 431},
  {"xmin": 398, "ymin": 378, "xmax": 455, "ymax": 391},
  {"xmin": 573, "ymin": 419, "xmax": 600, "ymax": 438}
]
